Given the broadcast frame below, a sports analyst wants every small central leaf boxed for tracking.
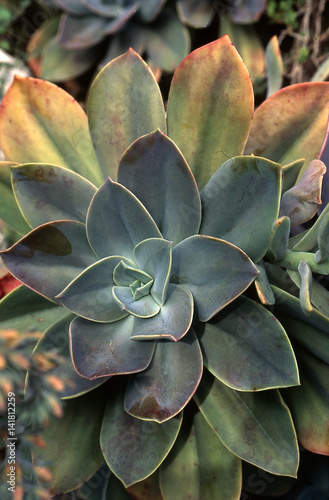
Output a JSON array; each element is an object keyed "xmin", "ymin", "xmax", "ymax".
[
  {"xmin": 130, "ymin": 279, "xmax": 154, "ymax": 300},
  {"xmin": 113, "ymin": 260, "xmax": 153, "ymax": 286}
]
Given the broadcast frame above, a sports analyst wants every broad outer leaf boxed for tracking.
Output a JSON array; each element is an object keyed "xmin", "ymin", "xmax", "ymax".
[
  {"xmin": 86, "ymin": 178, "xmax": 161, "ymax": 260},
  {"xmin": 101, "ymin": 388, "xmax": 182, "ymax": 487},
  {"xmin": 283, "ymin": 346, "xmax": 329, "ymax": 455},
  {"xmin": 32, "ymin": 387, "xmax": 105, "ymax": 495},
  {"xmin": 11, "ymin": 163, "xmax": 97, "ymax": 228},
  {"xmin": 195, "ymin": 371, "xmax": 299, "ymax": 477},
  {"xmin": 118, "ymin": 130, "xmax": 201, "ymax": 245},
  {"xmin": 0, "ymin": 161, "xmax": 30, "ymax": 236},
  {"xmin": 32, "ymin": 315, "xmax": 110, "ymax": 398},
  {"xmin": 124, "ymin": 329, "xmax": 203, "ymax": 423},
  {"xmin": 88, "ymin": 49, "xmax": 166, "ymax": 180},
  {"xmin": 196, "ymin": 295, "xmax": 299, "ymax": 391},
  {"xmin": 171, "ymin": 235, "xmax": 259, "ymax": 321},
  {"xmin": 1, "ymin": 221, "xmax": 97, "ymax": 302},
  {"xmin": 0, "ymin": 76, "xmax": 104, "ymax": 186},
  {"xmin": 70, "ymin": 315, "xmax": 156, "ymax": 379},
  {"xmin": 0, "ymin": 285, "xmax": 68, "ymax": 333},
  {"xmin": 167, "ymin": 35, "xmax": 253, "ymax": 190},
  {"xmin": 244, "ymin": 82, "xmax": 329, "ymax": 177},
  {"xmin": 200, "ymin": 156, "xmax": 282, "ymax": 263},
  {"xmin": 160, "ymin": 411, "xmax": 242, "ymax": 500}
]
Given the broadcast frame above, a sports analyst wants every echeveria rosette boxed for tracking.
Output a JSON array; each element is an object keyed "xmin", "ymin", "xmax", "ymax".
[
  {"xmin": 3, "ymin": 37, "xmax": 329, "ymax": 495},
  {"xmin": 0, "ymin": 139, "xmax": 261, "ymax": 424}
]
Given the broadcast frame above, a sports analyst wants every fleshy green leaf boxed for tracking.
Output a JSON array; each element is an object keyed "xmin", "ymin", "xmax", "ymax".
[
  {"xmin": 0, "ymin": 285, "xmax": 68, "ymax": 333},
  {"xmin": 160, "ymin": 410, "xmax": 242, "ymax": 500},
  {"xmin": 32, "ymin": 387, "xmax": 106, "ymax": 495},
  {"xmin": 56, "ymin": 256, "xmax": 132, "ymax": 322},
  {"xmin": 176, "ymin": 0, "xmax": 214, "ymax": 28},
  {"xmin": 0, "ymin": 161, "xmax": 30, "ymax": 236},
  {"xmin": 57, "ymin": 14, "xmax": 109, "ymax": 49},
  {"xmin": 88, "ymin": 49, "xmax": 166, "ymax": 180},
  {"xmin": 292, "ymin": 202, "xmax": 329, "ymax": 252},
  {"xmin": 1, "ymin": 221, "xmax": 97, "ymax": 302},
  {"xmin": 134, "ymin": 238, "xmax": 172, "ymax": 305},
  {"xmin": 254, "ymin": 260, "xmax": 275, "ymax": 305},
  {"xmin": 282, "ymin": 159, "xmax": 305, "ymax": 193},
  {"xmin": 315, "ymin": 211, "xmax": 329, "ymax": 263},
  {"xmin": 144, "ymin": 9, "xmax": 190, "ymax": 73},
  {"xmin": 266, "ymin": 35, "xmax": 283, "ymax": 98},
  {"xmin": 195, "ymin": 295, "xmax": 299, "ymax": 391},
  {"xmin": 244, "ymin": 82, "xmax": 329, "ymax": 177},
  {"xmin": 171, "ymin": 235, "xmax": 259, "ymax": 321},
  {"xmin": 220, "ymin": 15, "xmax": 265, "ymax": 83},
  {"xmin": 125, "ymin": 329, "xmax": 203, "ymax": 423},
  {"xmin": 70, "ymin": 315, "xmax": 156, "ymax": 379},
  {"xmin": 129, "ymin": 284, "xmax": 193, "ymax": 341},
  {"xmin": 31, "ymin": 315, "xmax": 109, "ymax": 398},
  {"xmin": 200, "ymin": 156, "xmax": 282, "ymax": 263},
  {"xmin": 118, "ymin": 130, "xmax": 201, "ymax": 245},
  {"xmin": 0, "ymin": 76, "xmax": 104, "ymax": 186},
  {"xmin": 11, "ymin": 163, "xmax": 97, "ymax": 228},
  {"xmin": 112, "ymin": 286, "xmax": 160, "ymax": 318},
  {"xmin": 167, "ymin": 35, "xmax": 254, "ymax": 190},
  {"xmin": 277, "ymin": 312, "xmax": 329, "ymax": 365},
  {"xmin": 297, "ymin": 260, "xmax": 313, "ymax": 315},
  {"xmin": 39, "ymin": 37, "xmax": 99, "ymax": 82},
  {"xmin": 272, "ymin": 285, "xmax": 329, "ymax": 341},
  {"xmin": 270, "ymin": 217, "xmax": 290, "ymax": 261},
  {"xmin": 195, "ymin": 371, "xmax": 299, "ymax": 477},
  {"xmin": 283, "ymin": 346, "xmax": 329, "ymax": 455},
  {"xmin": 101, "ymin": 388, "xmax": 182, "ymax": 487},
  {"xmin": 86, "ymin": 178, "xmax": 161, "ymax": 260},
  {"xmin": 138, "ymin": 0, "xmax": 166, "ymax": 21},
  {"xmin": 279, "ymin": 160, "xmax": 326, "ymax": 226}
]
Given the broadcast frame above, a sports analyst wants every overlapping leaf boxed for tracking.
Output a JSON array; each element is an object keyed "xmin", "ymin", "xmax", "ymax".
[
  {"xmin": 118, "ymin": 130, "xmax": 201, "ymax": 245},
  {"xmin": 124, "ymin": 329, "xmax": 203, "ymax": 422},
  {"xmin": 200, "ymin": 156, "xmax": 282, "ymax": 262},
  {"xmin": 0, "ymin": 76, "xmax": 104, "ymax": 186},
  {"xmin": 101, "ymin": 389, "xmax": 182, "ymax": 487},
  {"xmin": 195, "ymin": 295, "xmax": 299, "ymax": 391},
  {"xmin": 88, "ymin": 49, "xmax": 166, "ymax": 180},
  {"xmin": 167, "ymin": 35, "xmax": 253, "ymax": 189},
  {"xmin": 171, "ymin": 235, "xmax": 259, "ymax": 321}
]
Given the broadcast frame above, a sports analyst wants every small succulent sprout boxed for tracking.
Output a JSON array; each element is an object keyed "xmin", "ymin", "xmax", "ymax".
[
  {"xmin": 315, "ymin": 211, "xmax": 329, "ymax": 263},
  {"xmin": 270, "ymin": 216, "xmax": 290, "ymax": 261},
  {"xmin": 254, "ymin": 260, "xmax": 275, "ymax": 305},
  {"xmin": 298, "ymin": 260, "xmax": 313, "ymax": 316},
  {"xmin": 279, "ymin": 159, "xmax": 326, "ymax": 226}
]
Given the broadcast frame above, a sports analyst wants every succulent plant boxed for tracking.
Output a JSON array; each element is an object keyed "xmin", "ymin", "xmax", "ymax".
[
  {"xmin": 1, "ymin": 35, "xmax": 329, "ymax": 499},
  {"xmin": 27, "ymin": 0, "xmax": 269, "ymax": 83},
  {"xmin": 28, "ymin": 0, "xmax": 191, "ymax": 82}
]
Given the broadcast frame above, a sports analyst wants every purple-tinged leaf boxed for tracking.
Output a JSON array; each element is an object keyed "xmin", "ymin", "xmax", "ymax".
[
  {"xmin": 101, "ymin": 388, "xmax": 182, "ymax": 487},
  {"xmin": 70, "ymin": 315, "xmax": 156, "ymax": 379},
  {"xmin": 12, "ymin": 163, "xmax": 97, "ymax": 228},
  {"xmin": 125, "ymin": 328, "xmax": 203, "ymax": 423},
  {"xmin": 1, "ymin": 221, "xmax": 96, "ymax": 302}
]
